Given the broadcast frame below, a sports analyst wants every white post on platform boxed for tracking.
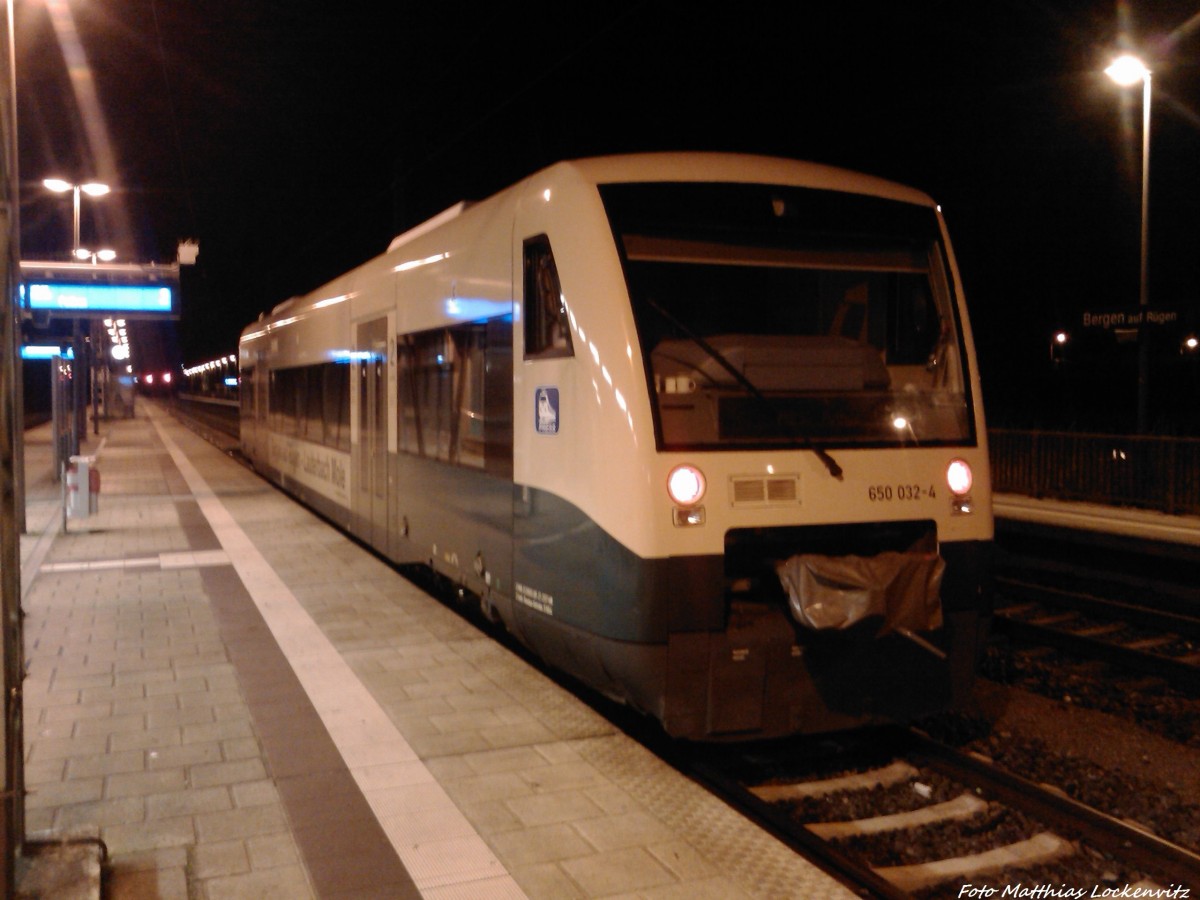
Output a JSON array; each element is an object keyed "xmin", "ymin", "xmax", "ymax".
[{"xmin": 0, "ymin": 0, "xmax": 21, "ymax": 892}]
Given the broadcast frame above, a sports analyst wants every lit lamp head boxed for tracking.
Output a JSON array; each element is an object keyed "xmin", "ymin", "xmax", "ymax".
[
  {"xmin": 1104, "ymin": 54, "xmax": 1149, "ymax": 86},
  {"xmin": 42, "ymin": 178, "xmax": 111, "ymax": 197},
  {"xmin": 74, "ymin": 248, "xmax": 118, "ymax": 262},
  {"xmin": 43, "ymin": 179, "xmax": 112, "ymax": 258}
]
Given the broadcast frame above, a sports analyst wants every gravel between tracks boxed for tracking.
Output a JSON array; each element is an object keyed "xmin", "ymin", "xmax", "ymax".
[
  {"xmin": 902, "ymin": 643, "xmax": 1200, "ymax": 898},
  {"xmin": 928, "ymin": 642, "xmax": 1200, "ymax": 855}
]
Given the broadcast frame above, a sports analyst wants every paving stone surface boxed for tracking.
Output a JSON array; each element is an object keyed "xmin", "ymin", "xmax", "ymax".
[{"xmin": 17, "ymin": 407, "xmax": 856, "ymax": 899}]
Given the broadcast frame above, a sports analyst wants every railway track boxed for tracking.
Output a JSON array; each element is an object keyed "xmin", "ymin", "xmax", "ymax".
[
  {"xmin": 169, "ymin": 395, "xmax": 242, "ymax": 453},
  {"xmin": 991, "ymin": 576, "xmax": 1200, "ymax": 694},
  {"xmin": 991, "ymin": 515, "xmax": 1200, "ymax": 694},
  {"xmin": 691, "ymin": 728, "xmax": 1200, "ymax": 898}
]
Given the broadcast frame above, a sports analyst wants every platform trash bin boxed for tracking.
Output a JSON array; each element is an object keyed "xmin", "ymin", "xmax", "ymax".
[{"xmin": 65, "ymin": 455, "xmax": 100, "ymax": 519}]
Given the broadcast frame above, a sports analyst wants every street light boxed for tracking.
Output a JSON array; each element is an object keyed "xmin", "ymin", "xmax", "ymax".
[
  {"xmin": 73, "ymin": 247, "xmax": 117, "ymax": 264},
  {"xmin": 1104, "ymin": 53, "xmax": 1151, "ymax": 433},
  {"xmin": 1050, "ymin": 330, "xmax": 1069, "ymax": 366},
  {"xmin": 42, "ymin": 178, "xmax": 110, "ymax": 256},
  {"xmin": 43, "ymin": 181, "xmax": 115, "ymax": 444}
]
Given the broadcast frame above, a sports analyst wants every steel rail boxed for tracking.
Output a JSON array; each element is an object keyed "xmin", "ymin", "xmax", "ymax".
[
  {"xmin": 997, "ymin": 575, "xmax": 1200, "ymax": 640},
  {"xmin": 906, "ymin": 729, "xmax": 1200, "ymax": 888},
  {"xmin": 687, "ymin": 757, "xmax": 910, "ymax": 900},
  {"xmin": 994, "ymin": 580, "xmax": 1200, "ymax": 693}
]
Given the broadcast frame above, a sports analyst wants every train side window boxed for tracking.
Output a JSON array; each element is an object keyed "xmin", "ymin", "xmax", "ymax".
[
  {"xmin": 324, "ymin": 362, "xmax": 350, "ymax": 452},
  {"xmin": 269, "ymin": 368, "xmax": 299, "ymax": 436},
  {"xmin": 396, "ymin": 322, "xmax": 511, "ymax": 476},
  {"xmin": 523, "ymin": 235, "xmax": 573, "ymax": 359}
]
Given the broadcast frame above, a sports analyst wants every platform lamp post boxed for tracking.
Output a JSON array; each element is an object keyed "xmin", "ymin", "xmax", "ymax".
[
  {"xmin": 1104, "ymin": 53, "xmax": 1152, "ymax": 434},
  {"xmin": 77, "ymin": 250, "xmax": 116, "ymax": 434},
  {"xmin": 43, "ymin": 180, "xmax": 110, "ymax": 445},
  {"xmin": 42, "ymin": 178, "xmax": 109, "ymax": 257}
]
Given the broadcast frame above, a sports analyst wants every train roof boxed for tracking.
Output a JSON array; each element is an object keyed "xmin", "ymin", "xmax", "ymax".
[
  {"xmin": 243, "ymin": 152, "xmax": 939, "ymax": 341},
  {"xmin": 375, "ymin": 153, "xmax": 936, "ymax": 258},
  {"xmin": 547, "ymin": 152, "xmax": 937, "ymax": 208}
]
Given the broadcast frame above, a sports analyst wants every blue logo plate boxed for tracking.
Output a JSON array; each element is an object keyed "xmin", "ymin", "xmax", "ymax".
[{"xmin": 535, "ymin": 387, "xmax": 559, "ymax": 435}]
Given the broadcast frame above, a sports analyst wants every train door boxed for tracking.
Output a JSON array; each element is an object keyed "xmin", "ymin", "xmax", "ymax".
[
  {"xmin": 253, "ymin": 353, "xmax": 269, "ymax": 459},
  {"xmin": 238, "ymin": 359, "xmax": 255, "ymax": 460},
  {"xmin": 352, "ymin": 316, "xmax": 391, "ymax": 546},
  {"xmin": 238, "ymin": 351, "xmax": 268, "ymax": 464},
  {"xmin": 482, "ymin": 315, "xmax": 515, "ymax": 612},
  {"xmin": 509, "ymin": 233, "xmax": 578, "ymax": 641}
]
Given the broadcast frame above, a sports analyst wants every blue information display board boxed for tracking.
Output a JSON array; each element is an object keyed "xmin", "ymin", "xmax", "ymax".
[
  {"xmin": 20, "ymin": 345, "xmax": 74, "ymax": 359},
  {"xmin": 23, "ymin": 282, "xmax": 175, "ymax": 315}
]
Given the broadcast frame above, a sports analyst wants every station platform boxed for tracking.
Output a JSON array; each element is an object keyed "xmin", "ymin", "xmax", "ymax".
[
  {"xmin": 15, "ymin": 405, "xmax": 855, "ymax": 899},
  {"xmin": 994, "ymin": 492, "xmax": 1200, "ymax": 549}
]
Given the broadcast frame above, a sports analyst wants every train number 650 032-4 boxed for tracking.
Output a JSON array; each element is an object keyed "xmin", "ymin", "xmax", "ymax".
[{"xmin": 868, "ymin": 484, "xmax": 935, "ymax": 502}]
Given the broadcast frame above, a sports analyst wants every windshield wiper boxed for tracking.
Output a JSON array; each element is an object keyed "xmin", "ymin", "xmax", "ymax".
[{"xmin": 641, "ymin": 297, "xmax": 844, "ymax": 480}]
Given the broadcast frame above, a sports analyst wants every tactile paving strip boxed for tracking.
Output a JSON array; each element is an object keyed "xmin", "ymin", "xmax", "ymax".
[{"xmin": 573, "ymin": 734, "xmax": 857, "ymax": 899}]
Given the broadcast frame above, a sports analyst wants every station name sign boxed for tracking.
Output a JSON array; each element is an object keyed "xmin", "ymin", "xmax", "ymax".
[{"xmin": 1081, "ymin": 309, "xmax": 1179, "ymax": 330}]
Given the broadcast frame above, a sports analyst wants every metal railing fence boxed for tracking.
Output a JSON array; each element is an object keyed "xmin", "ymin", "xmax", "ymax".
[{"xmin": 989, "ymin": 429, "xmax": 1200, "ymax": 517}]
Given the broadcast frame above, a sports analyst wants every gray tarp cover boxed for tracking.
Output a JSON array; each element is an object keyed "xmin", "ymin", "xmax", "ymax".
[{"xmin": 776, "ymin": 551, "xmax": 945, "ymax": 634}]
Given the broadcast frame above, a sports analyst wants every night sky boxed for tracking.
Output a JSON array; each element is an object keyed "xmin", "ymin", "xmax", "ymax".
[{"xmin": 14, "ymin": 1, "xmax": 1200, "ymax": 433}]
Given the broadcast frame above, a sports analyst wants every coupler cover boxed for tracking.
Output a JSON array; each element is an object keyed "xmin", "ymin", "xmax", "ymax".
[{"xmin": 776, "ymin": 550, "xmax": 945, "ymax": 635}]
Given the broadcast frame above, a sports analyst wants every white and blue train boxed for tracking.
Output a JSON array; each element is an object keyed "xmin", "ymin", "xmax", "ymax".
[{"xmin": 239, "ymin": 153, "xmax": 993, "ymax": 740}]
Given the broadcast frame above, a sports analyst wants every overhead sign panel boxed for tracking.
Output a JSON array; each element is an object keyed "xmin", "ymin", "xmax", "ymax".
[
  {"xmin": 19, "ymin": 260, "xmax": 182, "ymax": 320},
  {"xmin": 24, "ymin": 282, "xmax": 174, "ymax": 315}
]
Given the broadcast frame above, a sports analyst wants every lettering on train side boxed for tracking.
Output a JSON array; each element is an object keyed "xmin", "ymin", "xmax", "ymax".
[
  {"xmin": 515, "ymin": 582, "xmax": 554, "ymax": 615},
  {"xmin": 268, "ymin": 434, "xmax": 350, "ymax": 505}
]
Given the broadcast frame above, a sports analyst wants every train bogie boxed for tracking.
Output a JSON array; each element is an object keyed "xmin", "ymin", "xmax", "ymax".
[{"xmin": 241, "ymin": 153, "xmax": 993, "ymax": 741}]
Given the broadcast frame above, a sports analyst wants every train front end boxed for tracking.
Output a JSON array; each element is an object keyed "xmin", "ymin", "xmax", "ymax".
[{"xmin": 520, "ymin": 158, "xmax": 992, "ymax": 740}]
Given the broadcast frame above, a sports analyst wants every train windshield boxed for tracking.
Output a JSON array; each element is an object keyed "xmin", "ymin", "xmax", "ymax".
[{"xmin": 600, "ymin": 182, "xmax": 974, "ymax": 451}]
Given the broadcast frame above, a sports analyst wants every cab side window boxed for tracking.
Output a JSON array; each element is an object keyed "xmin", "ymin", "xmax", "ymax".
[{"xmin": 523, "ymin": 235, "xmax": 573, "ymax": 359}]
